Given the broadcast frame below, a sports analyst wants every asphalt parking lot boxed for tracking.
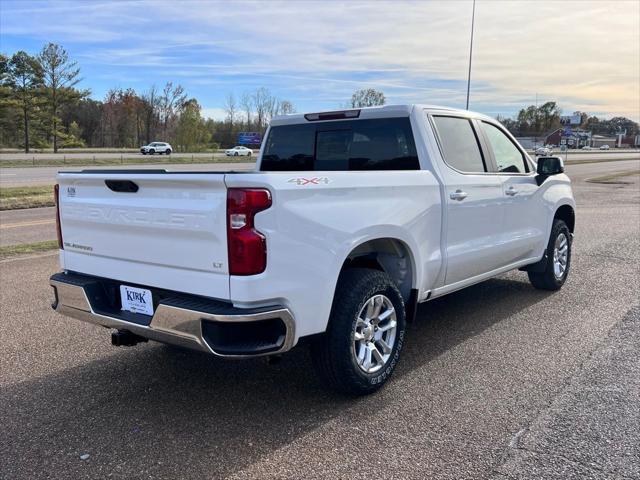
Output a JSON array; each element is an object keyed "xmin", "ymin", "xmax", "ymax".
[{"xmin": 1, "ymin": 161, "xmax": 639, "ymax": 479}]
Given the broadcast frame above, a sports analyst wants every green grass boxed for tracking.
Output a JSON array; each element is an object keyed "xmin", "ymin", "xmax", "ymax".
[
  {"xmin": 0, "ymin": 155, "xmax": 254, "ymax": 168},
  {"xmin": 0, "ymin": 148, "xmax": 140, "ymax": 154},
  {"xmin": 0, "ymin": 240, "xmax": 58, "ymax": 259},
  {"xmin": 0, "ymin": 185, "xmax": 55, "ymax": 210},
  {"xmin": 586, "ymin": 170, "xmax": 640, "ymax": 184}
]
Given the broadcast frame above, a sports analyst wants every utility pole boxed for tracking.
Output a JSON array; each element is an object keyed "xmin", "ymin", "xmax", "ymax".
[
  {"xmin": 465, "ymin": 0, "xmax": 476, "ymax": 110},
  {"xmin": 535, "ymin": 93, "xmax": 538, "ymax": 148}
]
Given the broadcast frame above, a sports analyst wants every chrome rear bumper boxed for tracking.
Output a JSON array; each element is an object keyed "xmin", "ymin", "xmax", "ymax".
[{"xmin": 50, "ymin": 272, "xmax": 295, "ymax": 357}]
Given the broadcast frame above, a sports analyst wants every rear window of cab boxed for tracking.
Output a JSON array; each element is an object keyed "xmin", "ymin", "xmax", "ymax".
[{"xmin": 260, "ymin": 117, "xmax": 419, "ymax": 171}]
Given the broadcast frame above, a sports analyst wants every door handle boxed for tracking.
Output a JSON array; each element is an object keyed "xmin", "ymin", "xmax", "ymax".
[
  {"xmin": 449, "ymin": 189, "xmax": 468, "ymax": 201},
  {"xmin": 505, "ymin": 186, "xmax": 518, "ymax": 196}
]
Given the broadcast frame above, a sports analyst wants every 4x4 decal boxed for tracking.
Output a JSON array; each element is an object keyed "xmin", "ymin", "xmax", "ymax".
[{"xmin": 287, "ymin": 177, "xmax": 332, "ymax": 186}]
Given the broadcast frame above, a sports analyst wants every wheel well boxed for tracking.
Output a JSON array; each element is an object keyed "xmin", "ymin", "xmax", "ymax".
[
  {"xmin": 341, "ymin": 238, "xmax": 414, "ymax": 302},
  {"xmin": 555, "ymin": 205, "xmax": 575, "ymax": 233}
]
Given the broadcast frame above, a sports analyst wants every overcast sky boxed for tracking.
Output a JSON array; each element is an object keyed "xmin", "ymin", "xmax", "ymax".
[{"xmin": 2, "ymin": 0, "xmax": 639, "ymax": 121}]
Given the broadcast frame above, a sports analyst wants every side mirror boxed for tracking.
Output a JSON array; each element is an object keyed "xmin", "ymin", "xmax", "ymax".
[
  {"xmin": 536, "ymin": 156, "xmax": 564, "ymax": 185},
  {"xmin": 537, "ymin": 156, "xmax": 564, "ymax": 176}
]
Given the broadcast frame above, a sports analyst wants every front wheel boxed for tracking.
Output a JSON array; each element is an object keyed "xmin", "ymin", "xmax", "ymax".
[
  {"xmin": 165, "ymin": 149, "xmax": 172, "ymax": 155},
  {"xmin": 234, "ymin": 151, "xmax": 239, "ymax": 156},
  {"xmin": 247, "ymin": 151, "xmax": 252, "ymax": 157},
  {"xmin": 528, "ymin": 219, "xmax": 572, "ymax": 290},
  {"xmin": 149, "ymin": 149, "xmax": 155, "ymax": 155},
  {"xmin": 311, "ymin": 268, "xmax": 406, "ymax": 396}
]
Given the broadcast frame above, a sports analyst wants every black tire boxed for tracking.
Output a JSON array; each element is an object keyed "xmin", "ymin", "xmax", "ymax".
[
  {"xmin": 528, "ymin": 219, "xmax": 571, "ymax": 290},
  {"xmin": 311, "ymin": 268, "xmax": 407, "ymax": 396},
  {"xmin": 247, "ymin": 151, "xmax": 252, "ymax": 157},
  {"xmin": 234, "ymin": 151, "xmax": 239, "ymax": 156},
  {"xmin": 165, "ymin": 149, "xmax": 172, "ymax": 155},
  {"xmin": 141, "ymin": 152, "xmax": 146, "ymax": 155},
  {"xmin": 149, "ymin": 149, "xmax": 155, "ymax": 155}
]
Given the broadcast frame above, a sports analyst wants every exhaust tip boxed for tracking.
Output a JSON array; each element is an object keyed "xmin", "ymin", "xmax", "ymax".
[{"xmin": 111, "ymin": 330, "xmax": 148, "ymax": 347}]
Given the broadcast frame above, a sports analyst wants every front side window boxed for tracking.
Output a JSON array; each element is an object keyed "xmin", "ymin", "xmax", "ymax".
[
  {"xmin": 482, "ymin": 122, "xmax": 528, "ymax": 173},
  {"xmin": 432, "ymin": 116, "xmax": 486, "ymax": 173},
  {"xmin": 261, "ymin": 117, "xmax": 419, "ymax": 171}
]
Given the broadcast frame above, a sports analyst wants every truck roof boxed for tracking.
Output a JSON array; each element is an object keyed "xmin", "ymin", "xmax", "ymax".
[{"xmin": 270, "ymin": 104, "xmax": 494, "ymax": 126}]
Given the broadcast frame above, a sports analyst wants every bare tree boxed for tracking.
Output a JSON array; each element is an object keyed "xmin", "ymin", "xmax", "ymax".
[
  {"xmin": 253, "ymin": 87, "xmax": 271, "ymax": 129},
  {"xmin": 253, "ymin": 87, "xmax": 274, "ymax": 131},
  {"xmin": 142, "ymin": 85, "xmax": 160, "ymax": 144},
  {"xmin": 240, "ymin": 91, "xmax": 252, "ymax": 130},
  {"xmin": 159, "ymin": 81, "xmax": 186, "ymax": 139},
  {"xmin": 224, "ymin": 92, "xmax": 237, "ymax": 127},
  {"xmin": 349, "ymin": 88, "xmax": 385, "ymax": 108},
  {"xmin": 38, "ymin": 43, "xmax": 88, "ymax": 152},
  {"xmin": 278, "ymin": 99, "xmax": 296, "ymax": 115}
]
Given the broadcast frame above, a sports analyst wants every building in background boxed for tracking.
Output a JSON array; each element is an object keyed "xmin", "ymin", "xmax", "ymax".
[{"xmin": 545, "ymin": 127, "xmax": 592, "ymax": 148}]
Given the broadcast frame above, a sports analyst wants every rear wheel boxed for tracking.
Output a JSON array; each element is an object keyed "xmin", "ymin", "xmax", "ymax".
[
  {"xmin": 311, "ymin": 268, "xmax": 406, "ymax": 396},
  {"xmin": 528, "ymin": 219, "xmax": 571, "ymax": 290}
]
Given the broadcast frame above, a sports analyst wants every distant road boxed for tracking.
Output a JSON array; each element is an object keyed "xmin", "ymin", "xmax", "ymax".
[
  {"xmin": 0, "ymin": 151, "xmax": 251, "ymax": 161},
  {"xmin": 0, "ymin": 161, "xmax": 255, "ymax": 187},
  {"xmin": 0, "ymin": 207, "xmax": 56, "ymax": 247},
  {"xmin": 1, "ymin": 152, "xmax": 639, "ymax": 187},
  {"xmin": 0, "ymin": 149, "xmax": 636, "ymax": 162}
]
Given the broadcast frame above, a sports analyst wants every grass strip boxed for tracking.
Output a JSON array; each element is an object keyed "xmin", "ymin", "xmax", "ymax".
[
  {"xmin": 0, "ymin": 186, "xmax": 54, "ymax": 210},
  {"xmin": 0, "ymin": 156, "xmax": 254, "ymax": 168},
  {"xmin": 0, "ymin": 240, "xmax": 58, "ymax": 259},
  {"xmin": 585, "ymin": 170, "xmax": 639, "ymax": 184}
]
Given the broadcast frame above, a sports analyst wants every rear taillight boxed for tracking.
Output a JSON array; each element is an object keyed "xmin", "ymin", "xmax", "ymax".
[
  {"xmin": 227, "ymin": 188, "xmax": 272, "ymax": 275},
  {"xmin": 54, "ymin": 184, "xmax": 63, "ymax": 249}
]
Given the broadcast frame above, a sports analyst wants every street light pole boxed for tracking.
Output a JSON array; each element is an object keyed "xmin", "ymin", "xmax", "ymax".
[{"xmin": 465, "ymin": 0, "xmax": 476, "ymax": 110}]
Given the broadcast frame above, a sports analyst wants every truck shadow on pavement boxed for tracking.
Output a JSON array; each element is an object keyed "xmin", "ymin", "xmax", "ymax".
[{"xmin": 3, "ymin": 273, "xmax": 553, "ymax": 479}]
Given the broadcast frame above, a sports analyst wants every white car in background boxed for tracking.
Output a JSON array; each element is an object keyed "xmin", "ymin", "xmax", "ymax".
[
  {"xmin": 535, "ymin": 146, "xmax": 551, "ymax": 156},
  {"xmin": 140, "ymin": 142, "xmax": 172, "ymax": 155},
  {"xmin": 600, "ymin": 144, "xmax": 610, "ymax": 150},
  {"xmin": 225, "ymin": 146, "xmax": 253, "ymax": 157}
]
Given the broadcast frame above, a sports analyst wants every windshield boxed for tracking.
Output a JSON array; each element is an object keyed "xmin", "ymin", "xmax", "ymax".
[{"xmin": 261, "ymin": 117, "xmax": 419, "ymax": 171}]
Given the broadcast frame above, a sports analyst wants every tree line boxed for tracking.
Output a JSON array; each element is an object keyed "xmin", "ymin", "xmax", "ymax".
[
  {"xmin": 497, "ymin": 101, "xmax": 639, "ymax": 138},
  {"xmin": 1, "ymin": 43, "xmax": 298, "ymax": 152}
]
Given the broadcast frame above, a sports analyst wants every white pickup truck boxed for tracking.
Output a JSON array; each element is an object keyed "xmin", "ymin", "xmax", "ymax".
[{"xmin": 50, "ymin": 105, "xmax": 575, "ymax": 395}]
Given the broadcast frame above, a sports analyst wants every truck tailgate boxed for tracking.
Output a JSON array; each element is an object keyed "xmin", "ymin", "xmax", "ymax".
[{"xmin": 57, "ymin": 171, "xmax": 230, "ymax": 300}]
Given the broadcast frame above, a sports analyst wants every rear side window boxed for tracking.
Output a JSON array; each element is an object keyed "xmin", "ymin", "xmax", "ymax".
[
  {"xmin": 481, "ymin": 122, "xmax": 528, "ymax": 173},
  {"xmin": 432, "ymin": 116, "xmax": 486, "ymax": 173},
  {"xmin": 261, "ymin": 118, "xmax": 419, "ymax": 171}
]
